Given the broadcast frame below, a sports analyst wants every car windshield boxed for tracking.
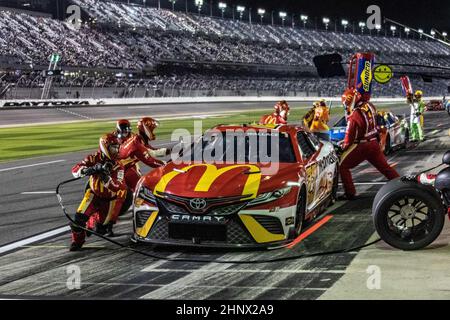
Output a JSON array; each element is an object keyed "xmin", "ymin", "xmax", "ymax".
[
  {"xmin": 180, "ymin": 130, "xmax": 297, "ymax": 163},
  {"xmin": 334, "ymin": 117, "xmax": 347, "ymax": 127}
]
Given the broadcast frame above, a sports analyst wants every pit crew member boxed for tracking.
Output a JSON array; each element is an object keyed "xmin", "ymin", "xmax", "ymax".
[
  {"xmin": 409, "ymin": 90, "xmax": 425, "ymax": 142},
  {"xmin": 260, "ymin": 100, "xmax": 290, "ymax": 125},
  {"xmin": 307, "ymin": 99, "xmax": 330, "ymax": 140},
  {"xmin": 118, "ymin": 117, "xmax": 168, "ymax": 192},
  {"xmin": 339, "ymin": 89, "xmax": 400, "ymax": 200},
  {"xmin": 70, "ymin": 134, "xmax": 127, "ymax": 251}
]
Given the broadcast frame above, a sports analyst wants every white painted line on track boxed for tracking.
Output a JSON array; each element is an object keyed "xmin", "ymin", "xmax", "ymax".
[
  {"xmin": 0, "ymin": 160, "xmax": 66, "ymax": 172},
  {"xmin": 141, "ymin": 268, "xmax": 345, "ymax": 274},
  {"xmin": 0, "ymin": 226, "xmax": 70, "ymax": 255},
  {"xmin": 339, "ymin": 182, "xmax": 387, "ymax": 186},
  {"xmin": 21, "ymin": 191, "xmax": 56, "ymax": 195}
]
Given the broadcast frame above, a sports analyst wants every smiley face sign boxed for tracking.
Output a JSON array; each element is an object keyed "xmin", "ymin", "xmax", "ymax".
[{"xmin": 373, "ymin": 65, "xmax": 393, "ymax": 84}]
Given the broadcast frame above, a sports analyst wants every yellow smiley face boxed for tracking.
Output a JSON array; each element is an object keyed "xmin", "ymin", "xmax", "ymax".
[{"xmin": 374, "ymin": 65, "xmax": 393, "ymax": 84}]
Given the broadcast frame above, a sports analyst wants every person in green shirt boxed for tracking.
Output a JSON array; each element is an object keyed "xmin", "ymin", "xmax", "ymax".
[{"xmin": 409, "ymin": 90, "xmax": 425, "ymax": 142}]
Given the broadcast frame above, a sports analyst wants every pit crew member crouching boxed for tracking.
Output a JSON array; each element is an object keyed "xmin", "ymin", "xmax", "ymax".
[{"xmin": 70, "ymin": 134, "xmax": 127, "ymax": 251}]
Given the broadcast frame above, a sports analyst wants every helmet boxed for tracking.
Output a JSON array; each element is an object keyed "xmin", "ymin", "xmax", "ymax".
[
  {"xmin": 319, "ymin": 99, "xmax": 327, "ymax": 107},
  {"xmin": 415, "ymin": 90, "xmax": 423, "ymax": 98},
  {"xmin": 116, "ymin": 119, "xmax": 132, "ymax": 140},
  {"xmin": 99, "ymin": 133, "xmax": 120, "ymax": 160},
  {"xmin": 137, "ymin": 117, "xmax": 159, "ymax": 142},
  {"xmin": 342, "ymin": 88, "xmax": 362, "ymax": 114}
]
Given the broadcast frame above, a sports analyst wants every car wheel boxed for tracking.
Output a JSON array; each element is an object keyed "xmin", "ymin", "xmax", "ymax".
[
  {"xmin": 384, "ymin": 135, "xmax": 391, "ymax": 155},
  {"xmin": 403, "ymin": 129, "xmax": 410, "ymax": 148},
  {"xmin": 373, "ymin": 179, "xmax": 445, "ymax": 251},
  {"xmin": 329, "ymin": 164, "xmax": 339, "ymax": 206},
  {"xmin": 294, "ymin": 187, "xmax": 307, "ymax": 236}
]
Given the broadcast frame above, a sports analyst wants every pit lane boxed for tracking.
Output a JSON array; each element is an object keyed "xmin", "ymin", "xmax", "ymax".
[{"xmin": 0, "ymin": 108, "xmax": 449, "ymax": 299}]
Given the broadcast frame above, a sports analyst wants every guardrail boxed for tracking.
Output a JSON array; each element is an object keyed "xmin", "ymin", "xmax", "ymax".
[{"xmin": 0, "ymin": 96, "xmax": 444, "ymax": 109}]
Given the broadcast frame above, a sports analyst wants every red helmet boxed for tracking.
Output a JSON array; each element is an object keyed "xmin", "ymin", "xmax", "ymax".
[
  {"xmin": 137, "ymin": 117, "xmax": 159, "ymax": 142},
  {"xmin": 341, "ymin": 88, "xmax": 362, "ymax": 113},
  {"xmin": 274, "ymin": 100, "xmax": 290, "ymax": 121},
  {"xmin": 99, "ymin": 133, "xmax": 120, "ymax": 160},
  {"xmin": 116, "ymin": 119, "xmax": 132, "ymax": 140}
]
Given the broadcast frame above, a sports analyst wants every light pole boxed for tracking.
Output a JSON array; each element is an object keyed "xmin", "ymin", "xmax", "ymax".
[
  {"xmin": 375, "ymin": 24, "xmax": 381, "ymax": 36},
  {"xmin": 418, "ymin": 29, "xmax": 424, "ymax": 39},
  {"xmin": 430, "ymin": 30, "xmax": 436, "ymax": 38},
  {"xmin": 300, "ymin": 15, "xmax": 308, "ymax": 28},
  {"xmin": 341, "ymin": 19, "xmax": 348, "ymax": 32},
  {"xmin": 218, "ymin": 2, "xmax": 226, "ymax": 18},
  {"xmin": 443, "ymin": 32, "xmax": 448, "ymax": 40},
  {"xmin": 257, "ymin": 8, "xmax": 265, "ymax": 24},
  {"xmin": 169, "ymin": 0, "xmax": 176, "ymax": 11},
  {"xmin": 404, "ymin": 27, "xmax": 410, "ymax": 38},
  {"xmin": 279, "ymin": 11, "xmax": 286, "ymax": 27},
  {"xmin": 236, "ymin": 5, "xmax": 245, "ymax": 21},
  {"xmin": 322, "ymin": 17, "xmax": 330, "ymax": 30},
  {"xmin": 359, "ymin": 22, "xmax": 366, "ymax": 34},
  {"xmin": 390, "ymin": 25, "xmax": 396, "ymax": 37},
  {"xmin": 195, "ymin": 0, "xmax": 203, "ymax": 15}
]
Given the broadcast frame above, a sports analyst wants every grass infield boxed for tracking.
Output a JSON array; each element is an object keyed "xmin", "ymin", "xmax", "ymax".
[{"xmin": 0, "ymin": 103, "xmax": 405, "ymax": 162}]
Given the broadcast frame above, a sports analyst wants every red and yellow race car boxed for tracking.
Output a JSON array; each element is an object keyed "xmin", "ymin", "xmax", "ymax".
[
  {"xmin": 132, "ymin": 123, "xmax": 339, "ymax": 248},
  {"xmin": 426, "ymin": 100, "xmax": 445, "ymax": 111}
]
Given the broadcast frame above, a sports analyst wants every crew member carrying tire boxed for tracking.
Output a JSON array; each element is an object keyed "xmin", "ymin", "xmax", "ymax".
[
  {"xmin": 260, "ymin": 100, "xmax": 290, "ymax": 125},
  {"xmin": 339, "ymin": 88, "xmax": 400, "ymax": 200},
  {"xmin": 70, "ymin": 134, "xmax": 127, "ymax": 251}
]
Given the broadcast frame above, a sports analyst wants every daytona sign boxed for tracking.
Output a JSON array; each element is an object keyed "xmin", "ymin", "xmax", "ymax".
[{"xmin": 0, "ymin": 100, "xmax": 91, "ymax": 108}]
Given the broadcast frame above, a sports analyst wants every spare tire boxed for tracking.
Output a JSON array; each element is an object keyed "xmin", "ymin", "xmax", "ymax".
[{"xmin": 372, "ymin": 179, "xmax": 445, "ymax": 251}]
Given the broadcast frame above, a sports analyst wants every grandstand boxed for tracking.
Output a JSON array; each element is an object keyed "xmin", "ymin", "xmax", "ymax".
[{"xmin": 0, "ymin": 0, "xmax": 449, "ymax": 99}]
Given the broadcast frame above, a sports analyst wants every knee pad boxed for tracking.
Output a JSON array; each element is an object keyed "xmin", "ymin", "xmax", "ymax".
[{"xmin": 70, "ymin": 213, "xmax": 89, "ymax": 232}]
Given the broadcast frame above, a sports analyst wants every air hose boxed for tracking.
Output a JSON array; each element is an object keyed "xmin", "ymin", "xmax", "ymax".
[{"xmin": 57, "ymin": 177, "xmax": 381, "ymax": 264}]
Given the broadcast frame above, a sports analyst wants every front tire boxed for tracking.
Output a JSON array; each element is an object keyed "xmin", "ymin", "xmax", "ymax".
[
  {"xmin": 294, "ymin": 187, "xmax": 307, "ymax": 237},
  {"xmin": 373, "ymin": 179, "xmax": 445, "ymax": 251}
]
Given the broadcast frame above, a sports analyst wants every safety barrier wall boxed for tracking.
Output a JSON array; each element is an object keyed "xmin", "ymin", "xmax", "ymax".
[{"xmin": 0, "ymin": 96, "xmax": 444, "ymax": 109}]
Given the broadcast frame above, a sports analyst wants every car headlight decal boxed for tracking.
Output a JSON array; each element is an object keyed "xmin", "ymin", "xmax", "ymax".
[{"xmin": 247, "ymin": 187, "xmax": 292, "ymax": 206}]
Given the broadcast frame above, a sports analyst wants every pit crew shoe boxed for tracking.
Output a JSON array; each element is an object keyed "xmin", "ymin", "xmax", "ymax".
[{"xmin": 69, "ymin": 242, "xmax": 84, "ymax": 252}]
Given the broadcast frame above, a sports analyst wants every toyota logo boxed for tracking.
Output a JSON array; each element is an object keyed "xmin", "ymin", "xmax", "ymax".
[{"xmin": 189, "ymin": 198, "xmax": 207, "ymax": 211}]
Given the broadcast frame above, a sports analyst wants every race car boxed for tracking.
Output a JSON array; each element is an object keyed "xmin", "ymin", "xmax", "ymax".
[
  {"xmin": 425, "ymin": 100, "xmax": 445, "ymax": 111},
  {"xmin": 132, "ymin": 123, "xmax": 339, "ymax": 248},
  {"xmin": 329, "ymin": 111, "xmax": 409, "ymax": 155}
]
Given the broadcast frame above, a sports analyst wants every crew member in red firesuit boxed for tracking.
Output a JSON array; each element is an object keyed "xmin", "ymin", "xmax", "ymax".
[
  {"xmin": 259, "ymin": 100, "xmax": 290, "ymax": 125},
  {"xmin": 70, "ymin": 134, "xmax": 127, "ymax": 251},
  {"xmin": 114, "ymin": 119, "xmax": 133, "ymax": 143},
  {"xmin": 339, "ymin": 89, "xmax": 400, "ymax": 200},
  {"xmin": 118, "ymin": 117, "xmax": 169, "ymax": 193}
]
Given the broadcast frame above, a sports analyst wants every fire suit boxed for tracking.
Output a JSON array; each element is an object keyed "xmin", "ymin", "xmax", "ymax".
[
  {"xmin": 71, "ymin": 152, "xmax": 127, "ymax": 246},
  {"xmin": 118, "ymin": 133, "xmax": 166, "ymax": 192},
  {"xmin": 410, "ymin": 99, "xmax": 425, "ymax": 141},
  {"xmin": 340, "ymin": 101, "xmax": 400, "ymax": 198},
  {"xmin": 259, "ymin": 113, "xmax": 288, "ymax": 125}
]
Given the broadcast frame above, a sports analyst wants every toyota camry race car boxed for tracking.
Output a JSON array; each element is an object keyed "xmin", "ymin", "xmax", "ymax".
[
  {"xmin": 132, "ymin": 124, "xmax": 339, "ymax": 247},
  {"xmin": 329, "ymin": 111, "xmax": 409, "ymax": 155},
  {"xmin": 426, "ymin": 100, "xmax": 445, "ymax": 111}
]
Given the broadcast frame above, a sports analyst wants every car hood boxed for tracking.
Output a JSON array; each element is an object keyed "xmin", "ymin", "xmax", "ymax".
[{"xmin": 141, "ymin": 162, "xmax": 301, "ymax": 199}]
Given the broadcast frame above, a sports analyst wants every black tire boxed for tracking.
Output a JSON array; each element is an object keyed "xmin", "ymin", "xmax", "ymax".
[
  {"xmin": 294, "ymin": 187, "xmax": 307, "ymax": 237},
  {"xmin": 403, "ymin": 129, "xmax": 410, "ymax": 148},
  {"xmin": 329, "ymin": 164, "xmax": 339, "ymax": 206},
  {"xmin": 384, "ymin": 134, "xmax": 391, "ymax": 155},
  {"xmin": 372, "ymin": 179, "xmax": 445, "ymax": 251}
]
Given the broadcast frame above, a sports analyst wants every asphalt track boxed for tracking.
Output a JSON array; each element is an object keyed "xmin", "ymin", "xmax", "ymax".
[{"xmin": 0, "ymin": 105, "xmax": 449, "ymax": 300}]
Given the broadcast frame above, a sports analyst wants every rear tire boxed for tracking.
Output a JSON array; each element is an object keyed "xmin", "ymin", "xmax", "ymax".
[
  {"xmin": 329, "ymin": 164, "xmax": 339, "ymax": 206},
  {"xmin": 373, "ymin": 179, "xmax": 445, "ymax": 251}
]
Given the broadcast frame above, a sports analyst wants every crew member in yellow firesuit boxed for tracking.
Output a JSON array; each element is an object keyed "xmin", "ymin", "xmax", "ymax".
[{"xmin": 303, "ymin": 99, "xmax": 331, "ymax": 141}]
